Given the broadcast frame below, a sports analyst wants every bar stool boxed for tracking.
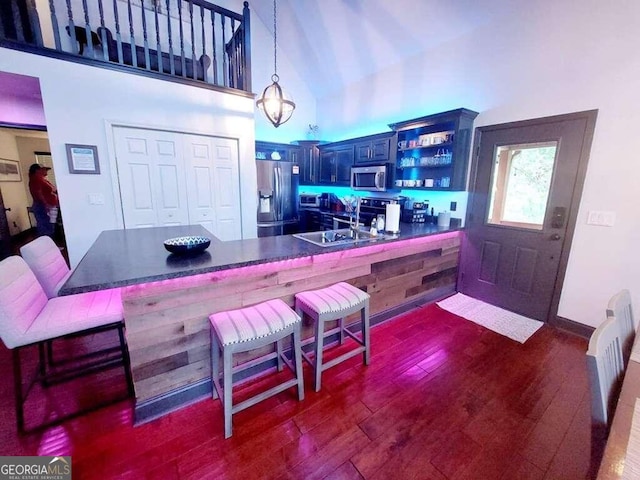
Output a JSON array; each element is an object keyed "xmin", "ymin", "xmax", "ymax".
[
  {"xmin": 209, "ymin": 299, "xmax": 305, "ymax": 438},
  {"xmin": 295, "ymin": 282, "xmax": 370, "ymax": 392}
]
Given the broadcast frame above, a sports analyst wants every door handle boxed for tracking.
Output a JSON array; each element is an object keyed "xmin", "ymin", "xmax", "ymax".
[
  {"xmin": 3, "ymin": 208, "xmax": 10, "ymax": 213},
  {"xmin": 550, "ymin": 233, "xmax": 561, "ymax": 241}
]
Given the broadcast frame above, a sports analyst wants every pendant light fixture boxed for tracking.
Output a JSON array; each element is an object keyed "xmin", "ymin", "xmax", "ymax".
[{"xmin": 256, "ymin": 0, "xmax": 295, "ymax": 128}]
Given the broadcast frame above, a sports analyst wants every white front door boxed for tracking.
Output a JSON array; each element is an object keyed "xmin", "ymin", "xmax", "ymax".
[{"xmin": 114, "ymin": 126, "xmax": 242, "ymax": 240}]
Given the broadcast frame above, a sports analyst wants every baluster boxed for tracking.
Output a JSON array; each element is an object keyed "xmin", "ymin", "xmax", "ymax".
[
  {"xmin": 154, "ymin": 0, "xmax": 161, "ymax": 72},
  {"xmin": 97, "ymin": 0, "xmax": 108, "ymax": 61},
  {"xmin": 200, "ymin": 5, "xmax": 206, "ymax": 82},
  {"xmin": 242, "ymin": 1, "xmax": 251, "ymax": 91},
  {"xmin": 210, "ymin": 10, "xmax": 218, "ymax": 86},
  {"xmin": 48, "ymin": 0, "xmax": 61, "ymax": 50},
  {"xmin": 65, "ymin": 0, "xmax": 77, "ymax": 54},
  {"xmin": 220, "ymin": 14, "xmax": 227, "ymax": 87},
  {"xmin": 229, "ymin": 17, "xmax": 236, "ymax": 88},
  {"xmin": 8, "ymin": 0, "xmax": 24, "ymax": 43},
  {"xmin": 140, "ymin": 0, "xmax": 150, "ymax": 70},
  {"xmin": 26, "ymin": 0, "xmax": 43, "ymax": 46},
  {"xmin": 81, "ymin": 0, "xmax": 93, "ymax": 56},
  {"xmin": 188, "ymin": 0, "xmax": 195, "ymax": 80},
  {"xmin": 113, "ymin": 0, "xmax": 124, "ymax": 64},
  {"xmin": 126, "ymin": 0, "xmax": 137, "ymax": 68},
  {"xmin": 178, "ymin": 0, "xmax": 185, "ymax": 77},
  {"xmin": 166, "ymin": 0, "xmax": 175, "ymax": 75}
]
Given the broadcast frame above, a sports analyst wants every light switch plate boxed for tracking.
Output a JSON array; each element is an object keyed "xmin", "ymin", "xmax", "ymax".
[
  {"xmin": 88, "ymin": 193, "xmax": 105, "ymax": 205},
  {"xmin": 587, "ymin": 210, "xmax": 616, "ymax": 227}
]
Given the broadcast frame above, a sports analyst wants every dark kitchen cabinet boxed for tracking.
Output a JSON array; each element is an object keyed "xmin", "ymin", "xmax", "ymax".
[
  {"xmin": 389, "ymin": 108, "xmax": 478, "ymax": 191},
  {"xmin": 299, "ymin": 209, "xmax": 322, "ymax": 232},
  {"xmin": 294, "ymin": 140, "xmax": 321, "ymax": 185},
  {"xmin": 318, "ymin": 144, "xmax": 354, "ymax": 186},
  {"xmin": 353, "ymin": 132, "xmax": 395, "ymax": 164}
]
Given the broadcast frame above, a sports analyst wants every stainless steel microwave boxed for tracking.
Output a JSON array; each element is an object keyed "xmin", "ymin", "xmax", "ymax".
[{"xmin": 351, "ymin": 165, "xmax": 387, "ymax": 192}]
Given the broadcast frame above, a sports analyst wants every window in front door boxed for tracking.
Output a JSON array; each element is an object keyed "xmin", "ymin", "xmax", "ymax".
[{"xmin": 487, "ymin": 142, "xmax": 558, "ymax": 230}]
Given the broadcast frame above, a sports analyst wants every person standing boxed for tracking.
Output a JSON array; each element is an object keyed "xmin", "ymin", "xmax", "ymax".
[{"xmin": 28, "ymin": 163, "xmax": 58, "ymax": 237}]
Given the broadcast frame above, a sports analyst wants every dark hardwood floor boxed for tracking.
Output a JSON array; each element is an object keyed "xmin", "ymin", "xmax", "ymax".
[{"xmin": 0, "ymin": 303, "xmax": 592, "ymax": 479}]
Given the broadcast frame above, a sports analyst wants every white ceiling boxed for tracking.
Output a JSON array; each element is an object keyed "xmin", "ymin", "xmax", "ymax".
[{"xmin": 250, "ymin": 0, "xmax": 514, "ymax": 98}]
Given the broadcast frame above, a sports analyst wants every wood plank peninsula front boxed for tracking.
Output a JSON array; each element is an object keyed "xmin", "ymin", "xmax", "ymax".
[{"xmin": 60, "ymin": 225, "xmax": 462, "ymax": 422}]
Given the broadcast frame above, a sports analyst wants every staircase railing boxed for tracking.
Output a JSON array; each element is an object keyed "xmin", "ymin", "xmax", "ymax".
[{"xmin": 0, "ymin": 0, "xmax": 251, "ymax": 93}]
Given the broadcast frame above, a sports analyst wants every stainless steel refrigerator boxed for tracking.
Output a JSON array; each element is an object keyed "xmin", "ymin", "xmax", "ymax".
[{"xmin": 256, "ymin": 159, "xmax": 299, "ymax": 237}]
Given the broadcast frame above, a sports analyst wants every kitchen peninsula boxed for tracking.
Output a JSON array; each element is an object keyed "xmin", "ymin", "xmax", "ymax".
[{"xmin": 60, "ymin": 224, "xmax": 462, "ymax": 422}]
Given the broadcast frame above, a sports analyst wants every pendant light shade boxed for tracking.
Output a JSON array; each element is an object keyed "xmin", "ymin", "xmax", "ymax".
[
  {"xmin": 256, "ymin": 0, "xmax": 295, "ymax": 128},
  {"xmin": 257, "ymin": 74, "xmax": 295, "ymax": 127}
]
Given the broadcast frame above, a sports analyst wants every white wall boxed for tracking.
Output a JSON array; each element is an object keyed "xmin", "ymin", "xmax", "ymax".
[
  {"xmin": 0, "ymin": 48, "xmax": 258, "ymax": 267},
  {"xmin": 316, "ymin": 0, "xmax": 640, "ymax": 328}
]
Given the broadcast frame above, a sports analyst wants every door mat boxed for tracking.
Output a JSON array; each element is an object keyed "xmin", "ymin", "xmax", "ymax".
[{"xmin": 436, "ymin": 293, "xmax": 543, "ymax": 343}]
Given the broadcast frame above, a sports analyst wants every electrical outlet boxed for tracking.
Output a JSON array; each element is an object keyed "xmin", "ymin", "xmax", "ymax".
[
  {"xmin": 450, "ymin": 201, "xmax": 457, "ymax": 212},
  {"xmin": 587, "ymin": 210, "xmax": 616, "ymax": 227}
]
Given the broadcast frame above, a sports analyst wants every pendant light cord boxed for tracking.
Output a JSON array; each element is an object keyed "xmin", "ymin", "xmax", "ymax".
[{"xmin": 273, "ymin": 0, "xmax": 278, "ymax": 77}]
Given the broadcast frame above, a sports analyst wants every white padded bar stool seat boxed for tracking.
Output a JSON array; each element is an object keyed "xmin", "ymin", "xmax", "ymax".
[
  {"xmin": 209, "ymin": 298, "xmax": 305, "ymax": 438},
  {"xmin": 295, "ymin": 282, "xmax": 370, "ymax": 392}
]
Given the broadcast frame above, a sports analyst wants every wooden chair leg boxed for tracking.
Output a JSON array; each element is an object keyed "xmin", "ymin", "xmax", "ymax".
[
  {"xmin": 293, "ymin": 326, "xmax": 305, "ymax": 401},
  {"xmin": 362, "ymin": 302, "xmax": 371, "ymax": 365},
  {"xmin": 339, "ymin": 317, "xmax": 345, "ymax": 345},
  {"xmin": 12, "ymin": 349, "xmax": 25, "ymax": 434},
  {"xmin": 210, "ymin": 328, "xmax": 220, "ymax": 400},
  {"xmin": 276, "ymin": 338, "xmax": 284, "ymax": 372},
  {"xmin": 223, "ymin": 347, "xmax": 233, "ymax": 439},
  {"xmin": 314, "ymin": 317, "xmax": 325, "ymax": 392}
]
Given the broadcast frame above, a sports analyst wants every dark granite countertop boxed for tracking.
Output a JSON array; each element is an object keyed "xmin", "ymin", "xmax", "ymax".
[{"xmin": 59, "ymin": 223, "xmax": 461, "ymax": 295}]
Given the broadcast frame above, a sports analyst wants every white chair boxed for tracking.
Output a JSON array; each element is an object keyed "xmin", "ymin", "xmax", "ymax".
[
  {"xmin": 606, "ymin": 289, "xmax": 636, "ymax": 366},
  {"xmin": 586, "ymin": 317, "xmax": 625, "ymax": 474},
  {"xmin": 0, "ymin": 255, "xmax": 133, "ymax": 433},
  {"xmin": 20, "ymin": 236, "xmax": 71, "ymax": 299},
  {"xmin": 20, "ymin": 236, "xmax": 122, "ymax": 366},
  {"xmin": 587, "ymin": 317, "xmax": 624, "ymax": 427}
]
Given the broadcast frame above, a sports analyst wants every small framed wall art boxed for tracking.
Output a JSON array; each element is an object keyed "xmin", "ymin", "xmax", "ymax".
[
  {"xmin": 66, "ymin": 144, "xmax": 100, "ymax": 174},
  {"xmin": 0, "ymin": 158, "xmax": 22, "ymax": 182}
]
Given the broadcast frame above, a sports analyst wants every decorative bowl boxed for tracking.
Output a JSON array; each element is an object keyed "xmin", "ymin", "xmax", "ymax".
[{"xmin": 163, "ymin": 236, "xmax": 211, "ymax": 255}]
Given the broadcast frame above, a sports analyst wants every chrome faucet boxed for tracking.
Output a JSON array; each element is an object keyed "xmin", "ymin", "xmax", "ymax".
[{"xmin": 350, "ymin": 197, "xmax": 361, "ymax": 233}]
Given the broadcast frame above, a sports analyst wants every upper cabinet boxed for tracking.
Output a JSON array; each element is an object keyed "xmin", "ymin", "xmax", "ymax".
[
  {"xmin": 389, "ymin": 108, "xmax": 478, "ymax": 191},
  {"xmin": 294, "ymin": 140, "xmax": 321, "ymax": 185},
  {"xmin": 318, "ymin": 143, "xmax": 354, "ymax": 186},
  {"xmin": 353, "ymin": 132, "xmax": 395, "ymax": 165}
]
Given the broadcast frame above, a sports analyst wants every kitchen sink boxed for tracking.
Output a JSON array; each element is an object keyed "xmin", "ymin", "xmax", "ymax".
[{"xmin": 293, "ymin": 228, "xmax": 390, "ymax": 247}]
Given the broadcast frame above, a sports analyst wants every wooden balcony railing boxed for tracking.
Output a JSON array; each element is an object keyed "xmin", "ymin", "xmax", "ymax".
[{"xmin": 0, "ymin": 0, "xmax": 251, "ymax": 93}]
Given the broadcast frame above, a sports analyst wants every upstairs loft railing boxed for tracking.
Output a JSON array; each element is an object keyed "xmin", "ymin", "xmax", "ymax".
[{"xmin": 0, "ymin": 0, "xmax": 252, "ymax": 93}]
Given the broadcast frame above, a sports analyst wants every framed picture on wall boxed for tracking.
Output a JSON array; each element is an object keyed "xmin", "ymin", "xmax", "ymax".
[
  {"xmin": 66, "ymin": 144, "xmax": 100, "ymax": 174},
  {"xmin": 0, "ymin": 158, "xmax": 22, "ymax": 182}
]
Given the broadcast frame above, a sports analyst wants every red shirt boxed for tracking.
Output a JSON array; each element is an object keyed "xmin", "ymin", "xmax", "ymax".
[{"xmin": 29, "ymin": 174, "xmax": 58, "ymax": 208}]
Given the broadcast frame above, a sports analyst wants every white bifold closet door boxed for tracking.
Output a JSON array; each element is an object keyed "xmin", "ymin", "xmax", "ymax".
[{"xmin": 113, "ymin": 126, "xmax": 242, "ymax": 240}]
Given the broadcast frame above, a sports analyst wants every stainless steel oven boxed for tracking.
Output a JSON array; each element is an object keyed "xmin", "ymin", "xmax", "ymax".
[{"xmin": 350, "ymin": 165, "xmax": 388, "ymax": 192}]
